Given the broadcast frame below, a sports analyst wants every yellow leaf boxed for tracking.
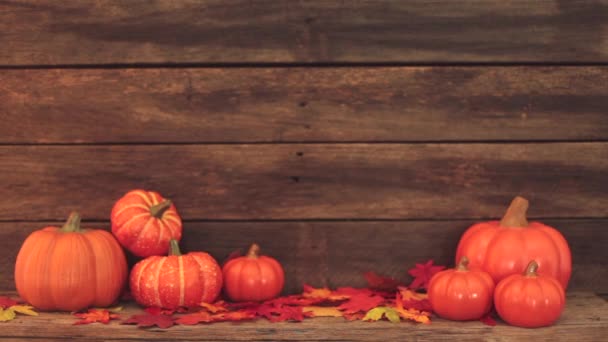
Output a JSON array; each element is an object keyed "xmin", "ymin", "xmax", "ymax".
[
  {"xmin": 9, "ymin": 305, "xmax": 38, "ymax": 316},
  {"xmin": 363, "ymin": 307, "xmax": 400, "ymax": 323},
  {"xmin": 303, "ymin": 306, "xmax": 343, "ymax": 317},
  {"xmin": 105, "ymin": 306, "xmax": 123, "ymax": 313},
  {"xmin": 395, "ymin": 307, "xmax": 431, "ymax": 324},
  {"xmin": 0, "ymin": 308, "xmax": 16, "ymax": 322}
]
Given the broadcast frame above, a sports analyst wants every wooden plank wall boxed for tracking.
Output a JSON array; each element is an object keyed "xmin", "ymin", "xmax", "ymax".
[{"xmin": 0, "ymin": 1, "xmax": 607, "ymax": 294}]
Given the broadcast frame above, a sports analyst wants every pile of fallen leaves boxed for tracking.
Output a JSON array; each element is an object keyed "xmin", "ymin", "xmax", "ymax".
[{"xmin": 70, "ymin": 260, "xmax": 446, "ymax": 329}]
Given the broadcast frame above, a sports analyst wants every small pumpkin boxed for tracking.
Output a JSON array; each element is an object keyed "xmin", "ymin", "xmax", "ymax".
[
  {"xmin": 494, "ymin": 260, "xmax": 566, "ymax": 328},
  {"xmin": 130, "ymin": 239, "xmax": 222, "ymax": 309},
  {"xmin": 223, "ymin": 243, "xmax": 285, "ymax": 302},
  {"xmin": 455, "ymin": 196, "xmax": 571, "ymax": 288},
  {"xmin": 428, "ymin": 256, "xmax": 495, "ymax": 321},
  {"xmin": 14, "ymin": 212, "xmax": 128, "ymax": 311},
  {"xmin": 111, "ymin": 189, "xmax": 182, "ymax": 257}
]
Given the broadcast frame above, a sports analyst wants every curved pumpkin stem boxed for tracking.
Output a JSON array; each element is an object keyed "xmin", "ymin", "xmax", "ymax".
[
  {"xmin": 455, "ymin": 256, "xmax": 469, "ymax": 271},
  {"xmin": 524, "ymin": 260, "xmax": 539, "ymax": 277},
  {"xmin": 499, "ymin": 196, "xmax": 529, "ymax": 227},
  {"xmin": 169, "ymin": 239, "xmax": 182, "ymax": 256},
  {"xmin": 247, "ymin": 243, "xmax": 260, "ymax": 259},
  {"xmin": 150, "ymin": 199, "xmax": 172, "ymax": 218},
  {"xmin": 60, "ymin": 212, "xmax": 82, "ymax": 233}
]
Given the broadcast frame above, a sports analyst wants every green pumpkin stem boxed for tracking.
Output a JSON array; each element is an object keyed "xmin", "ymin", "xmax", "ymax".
[
  {"xmin": 499, "ymin": 196, "xmax": 529, "ymax": 227},
  {"xmin": 524, "ymin": 260, "xmax": 539, "ymax": 277},
  {"xmin": 247, "ymin": 243, "xmax": 260, "ymax": 258},
  {"xmin": 456, "ymin": 256, "xmax": 469, "ymax": 271},
  {"xmin": 150, "ymin": 199, "xmax": 172, "ymax": 218},
  {"xmin": 60, "ymin": 212, "xmax": 82, "ymax": 233},
  {"xmin": 169, "ymin": 239, "xmax": 182, "ymax": 256}
]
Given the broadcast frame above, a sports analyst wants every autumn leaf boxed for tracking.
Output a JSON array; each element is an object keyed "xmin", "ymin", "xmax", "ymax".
[
  {"xmin": 395, "ymin": 291, "xmax": 431, "ymax": 324},
  {"xmin": 74, "ymin": 308, "xmax": 119, "ymax": 325},
  {"xmin": 213, "ymin": 310, "xmax": 257, "ymax": 322},
  {"xmin": 337, "ymin": 293, "xmax": 385, "ymax": 314},
  {"xmin": 9, "ymin": 305, "xmax": 38, "ymax": 316},
  {"xmin": 302, "ymin": 284, "xmax": 349, "ymax": 301},
  {"xmin": 200, "ymin": 301, "xmax": 228, "ymax": 313},
  {"xmin": 407, "ymin": 260, "xmax": 445, "ymax": 290},
  {"xmin": 303, "ymin": 306, "xmax": 343, "ymax": 318},
  {"xmin": 255, "ymin": 302, "xmax": 305, "ymax": 322},
  {"xmin": 0, "ymin": 308, "xmax": 16, "ymax": 322},
  {"xmin": 480, "ymin": 313, "xmax": 497, "ymax": 326},
  {"xmin": 364, "ymin": 272, "xmax": 403, "ymax": 292},
  {"xmin": 123, "ymin": 313, "xmax": 175, "ymax": 329},
  {"xmin": 397, "ymin": 287, "xmax": 433, "ymax": 312},
  {"xmin": 363, "ymin": 307, "xmax": 401, "ymax": 323},
  {"xmin": 144, "ymin": 307, "xmax": 178, "ymax": 316},
  {"xmin": 174, "ymin": 311, "xmax": 213, "ymax": 325},
  {"xmin": 0, "ymin": 296, "xmax": 18, "ymax": 309}
]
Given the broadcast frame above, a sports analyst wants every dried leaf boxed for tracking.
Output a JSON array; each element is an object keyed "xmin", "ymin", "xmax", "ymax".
[
  {"xmin": 363, "ymin": 307, "xmax": 401, "ymax": 323},
  {"xmin": 123, "ymin": 313, "xmax": 175, "ymax": 329},
  {"xmin": 407, "ymin": 260, "xmax": 446, "ymax": 290},
  {"xmin": 337, "ymin": 293, "xmax": 385, "ymax": 314},
  {"xmin": 200, "ymin": 301, "xmax": 228, "ymax": 313},
  {"xmin": 74, "ymin": 308, "xmax": 119, "ymax": 325},
  {"xmin": 394, "ymin": 292, "xmax": 431, "ymax": 324},
  {"xmin": 302, "ymin": 285, "xmax": 349, "ymax": 301},
  {"xmin": 364, "ymin": 272, "xmax": 403, "ymax": 291},
  {"xmin": 213, "ymin": 310, "xmax": 257, "ymax": 322},
  {"xmin": 0, "ymin": 308, "xmax": 16, "ymax": 322},
  {"xmin": 144, "ymin": 307, "xmax": 178, "ymax": 315},
  {"xmin": 397, "ymin": 287, "xmax": 433, "ymax": 312},
  {"xmin": 303, "ymin": 306, "xmax": 344, "ymax": 318},
  {"xmin": 0, "ymin": 296, "xmax": 18, "ymax": 309},
  {"xmin": 9, "ymin": 305, "xmax": 38, "ymax": 316},
  {"xmin": 256, "ymin": 302, "xmax": 305, "ymax": 322},
  {"xmin": 174, "ymin": 311, "xmax": 213, "ymax": 325}
]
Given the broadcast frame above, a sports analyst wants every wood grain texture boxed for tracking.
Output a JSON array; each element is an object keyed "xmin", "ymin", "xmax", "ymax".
[
  {"xmin": 1, "ymin": 219, "xmax": 605, "ymax": 292},
  {"xmin": 2, "ymin": 67, "xmax": 608, "ymax": 143},
  {"xmin": 0, "ymin": 143, "xmax": 606, "ymax": 220},
  {"xmin": 1, "ymin": 0, "xmax": 608, "ymax": 65},
  {"xmin": 0, "ymin": 291, "xmax": 605, "ymax": 341}
]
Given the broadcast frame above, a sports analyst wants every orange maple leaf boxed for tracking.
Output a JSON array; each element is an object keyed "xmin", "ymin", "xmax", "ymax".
[
  {"xmin": 302, "ymin": 306, "xmax": 343, "ymax": 318},
  {"xmin": 74, "ymin": 309, "xmax": 120, "ymax": 325},
  {"xmin": 395, "ymin": 291, "xmax": 431, "ymax": 324},
  {"xmin": 302, "ymin": 285, "xmax": 349, "ymax": 301},
  {"xmin": 200, "ymin": 301, "xmax": 228, "ymax": 313}
]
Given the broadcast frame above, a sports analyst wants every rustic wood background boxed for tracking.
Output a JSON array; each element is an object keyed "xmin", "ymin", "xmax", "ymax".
[{"xmin": 0, "ymin": 0, "xmax": 607, "ymax": 296}]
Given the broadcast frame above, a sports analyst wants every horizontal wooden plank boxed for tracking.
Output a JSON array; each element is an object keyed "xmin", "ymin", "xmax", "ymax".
[
  {"xmin": 1, "ymin": 0, "xmax": 608, "ymax": 65},
  {"xmin": 2, "ymin": 67, "xmax": 608, "ymax": 143},
  {"xmin": 0, "ymin": 143, "xmax": 606, "ymax": 220},
  {"xmin": 0, "ymin": 291, "xmax": 605, "ymax": 341},
  {"xmin": 1, "ymin": 219, "xmax": 605, "ymax": 292}
]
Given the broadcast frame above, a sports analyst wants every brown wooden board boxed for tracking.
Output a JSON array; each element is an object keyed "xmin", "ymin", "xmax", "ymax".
[
  {"xmin": 0, "ymin": 143, "xmax": 606, "ymax": 220},
  {"xmin": 1, "ymin": 219, "xmax": 605, "ymax": 292},
  {"xmin": 0, "ymin": 291, "xmax": 605, "ymax": 341},
  {"xmin": 2, "ymin": 67, "xmax": 608, "ymax": 143},
  {"xmin": 2, "ymin": 1, "xmax": 608, "ymax": 65}
]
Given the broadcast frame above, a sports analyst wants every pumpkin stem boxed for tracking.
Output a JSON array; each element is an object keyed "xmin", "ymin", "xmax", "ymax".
[
  {"xmin": 499, "ymin": 196, "xmax": 529, "ymax": 227},
  {"xmin": 456, "ymin": 256, "xmax": 469, "ymax": 271},
  {"xmin": 247, "ymin": 243, "xmax": 260, "ymax": 258},
  {"xmin": 169, "ymin": 239, "xmax": 182, "ymax": 256},
  {"xmin": 60, "ymin": 212, "xmax": 82, "ymax": 233},
  {"xmin": 150, "ymin": 200, "xmax": 172, "ymax": 218},
  {"xmin": 524, "ymin": 260, "xmax": 539, "ymax": 277}
]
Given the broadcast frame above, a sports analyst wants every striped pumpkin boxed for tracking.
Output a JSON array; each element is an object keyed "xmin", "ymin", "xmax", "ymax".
[
  {"xmin": 130, "ymin": 240, "xmax": 222, "ymax": 308},
  {"xmin": 111, "ymin": 189, "xmax": 182, "ymax": 257}
]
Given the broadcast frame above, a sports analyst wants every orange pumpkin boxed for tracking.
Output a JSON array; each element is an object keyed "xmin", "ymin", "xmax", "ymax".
[
  {"xmin": 455, "ymin": 196, "xmax": 571, "ymax": 288},
  {"xmin": 130, "ymin": 239, "xmax": 222, "ymax": 309},
  {"xmin": 14, "ymin": 212, "xmax": 128, "ymax": 311},
  {"xmin": 222, "ymin": 243, "xmax": 285, "ymax": 302},
  {"xmin": 111, "ymin": 189, "xmax": 182, "ymax": 257}
]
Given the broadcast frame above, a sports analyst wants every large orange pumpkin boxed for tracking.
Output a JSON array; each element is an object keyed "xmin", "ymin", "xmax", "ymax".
[
  {"xmin": 455, "ymin": 196, "xmax": 571, "ymax": 288},
  {"xmin": 14, "ymin": 212, "xmax": 128, "ymax": 311},
  {"xmin": 130, "ymin": 239, "xmax": 222, "ymax": 309},
  {"xmin": 111, "ymin": 189, "xmax": 182, "ymax": 257}
]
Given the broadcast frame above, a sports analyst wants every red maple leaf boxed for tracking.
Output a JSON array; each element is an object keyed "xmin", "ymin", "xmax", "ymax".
[
  {"xmin": 123, "ymin": 313, "xmax": 175, "ymax": 329},
  {"xmin": 0, "ymin": 296, "xmax": 18, "ymax": 309},
  {"xmin": 174, "ymin": 311, "xmax": 213, "ymax": 325},
  {"xmin": 480, "ymin": 313, "xmax": 497, "ymax": 326},
  {"xmin": 337, "ymin": 293, "xmax": 385, "ymax": 314},
  {"xmin": 364, "ymin": 271, "xmax": 403, "ymax": 292},
  {"xmin": 255, "ymin": 302, "xmax": 305, "ymax": 322},
  {"xmin": 73, "ymin": 309, "xmax": 120, "ymax": 325},
  {"xmin": 144, "ymin": 307, "xmax": 180, "ymax": 315},
  {"xmin": 407, "ymin": 260, "xmax": 445, "ymax": 290}
]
